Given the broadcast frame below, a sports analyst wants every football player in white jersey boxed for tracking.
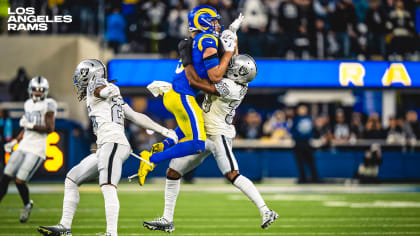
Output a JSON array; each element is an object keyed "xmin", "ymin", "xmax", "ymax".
[
  {"xmin": 38, "ymin": 59, "xmax": 178, "ymax": 236},
  {"xmin": 1, "ymin": 76, "xmax": 56, "ymax": 223},
  {"xmin": 143, "ymin": 54, "xmax": 278, "ymax": 233}
]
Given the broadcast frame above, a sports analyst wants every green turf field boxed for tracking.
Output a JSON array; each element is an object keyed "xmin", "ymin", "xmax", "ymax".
[{"xmin": 1, "ymin": 182, "xmax": 420, "ymax": 235}]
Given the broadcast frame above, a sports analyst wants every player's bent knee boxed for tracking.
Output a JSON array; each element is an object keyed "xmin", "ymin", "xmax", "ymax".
[
  {"xmin": 167, "ymin": 168, "xmax": 182, "ymax": 180},
  {"xmin": 15, "ymin": 178, "xmax": 25, "ymax": 184},
  {"xmin": 225, "ymin": 171, "xmax": 240, "ymax": 183}
]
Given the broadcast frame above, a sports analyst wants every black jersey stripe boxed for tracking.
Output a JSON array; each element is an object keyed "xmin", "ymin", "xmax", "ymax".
[
  {"xmin": 107, "ymin": 143, "xmax": 118, "ymax": 184},
  {"xmin": 27, "ymin": 157, "xmax": 43, "ymax": 180},
  {"xmin": 221, "ymin": 135, "xmax": 234, "ymax": 172}
]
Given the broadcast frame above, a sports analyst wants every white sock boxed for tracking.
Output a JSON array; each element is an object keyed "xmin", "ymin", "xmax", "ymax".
[
  {"xmin": 60, "ymin": 178, "xmax": 79, "ymax": 229},
  {"xmin": 101, "ymin": 185, "xmax": 119, "ymax": 236},
  {"xmin": 162, "ymin": 178, "xmax": 180, "ymax": 222},
  {"xmin": 233, "ymin": 175, "xmax": 269, "ymax": 216}
]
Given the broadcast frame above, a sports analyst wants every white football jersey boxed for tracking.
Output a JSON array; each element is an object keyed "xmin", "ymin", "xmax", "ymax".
[
  {"xmin": 86, "ymin": 78, "xmax": 129, "ymax": 146},
  {"xmin": 202, "ymin": 79, "xmax": 247, "ymax": 138},
  {"xmin": 17, "ymin": 98, "xmax": 57, "ymax": 159}
]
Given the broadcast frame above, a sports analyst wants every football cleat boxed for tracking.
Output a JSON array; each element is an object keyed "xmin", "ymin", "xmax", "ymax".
[
  {"xmin": 37, "ymin": 224, "xmax": 72, "ymax": 235},
  {"xmin": 151, "ymin": 142, "xmax": 164, "ymax": 154},
  {"xmin": 143, "ymin": 217, "xmax": 175, "ymax": 233},
  {"xmin": 261, "ymin": 209, "xmax": 278, "ymax": 229},
  {"xmin": 137, "ymin": 151, "xmax": 155, "ymax": 186},
  {"xmin": 20, "ymin": 200, "xmax": 33, "ymax": 223}
]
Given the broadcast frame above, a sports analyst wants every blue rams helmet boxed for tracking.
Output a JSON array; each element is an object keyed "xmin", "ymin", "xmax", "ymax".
[{"xmin": 188, "ymin": 5, "xmax": 223, "ymax": 37}]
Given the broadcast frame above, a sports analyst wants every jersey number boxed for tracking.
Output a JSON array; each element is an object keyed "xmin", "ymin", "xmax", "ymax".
[
  {"xmin": 111, "ymin": 97, "xmax": 124, "ymax": 125},
  {"xmin": 26, "ymin": 111, "xmax": 42, "ymax": 126},
  {"xmin": 225, "ymin": 100, "xmax": 241, "ymax": 125},
  {"xmin": 87, "ymin": 106, "xmax": 98, "ymax": 134}
]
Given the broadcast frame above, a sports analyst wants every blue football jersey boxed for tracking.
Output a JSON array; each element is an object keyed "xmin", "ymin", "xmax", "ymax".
[{"xmin": 172, "ymin": 33, "xmax": 219, "ymax": 97}]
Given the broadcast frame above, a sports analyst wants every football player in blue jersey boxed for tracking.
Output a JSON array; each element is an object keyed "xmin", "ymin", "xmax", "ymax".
[{"xmin": 137, "ymin": 5, "xmax": 238, "ymax": 186}]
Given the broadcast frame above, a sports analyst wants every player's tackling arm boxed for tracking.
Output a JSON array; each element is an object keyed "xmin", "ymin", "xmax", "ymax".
[
  {"xmin": 122, "ymin": 104, "xmax": 178, "ymax": 143},
  {"xmin": 185, "ymin": 65, "xmax": 219, "ymax": 95}
]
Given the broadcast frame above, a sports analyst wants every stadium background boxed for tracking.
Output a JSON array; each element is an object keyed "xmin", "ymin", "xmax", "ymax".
[
  {"xmin": 0, "ymin": 0, "xmax": 419, "ymax": 182},
  {"xmin": 0, "ymin": 0, "xmax": 420, "ymax": 235}
]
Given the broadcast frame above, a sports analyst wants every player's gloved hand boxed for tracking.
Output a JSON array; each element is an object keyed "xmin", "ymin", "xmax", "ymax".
[
  {"xmin": 19, "ymin": 116, "xmax": 35, "ymax": 129},
  {"xmin": 161, "ymin": 128, "xmax": 178, "ymax": 144},
  {"xmin": 4, "ymin": 139, "xmax": 17, "ymax": 152},
  {"xmin": 229, "ymin": 13, "xmax": 244, "ymax": 33},
  {"xmin": 178, "ymin": 37, "xmax": 193, "ymax": 67},
  {"xmin": 99, "ymin": 84, "xmax": 120, "ymax": 98},
  {"xmin": 150, "ymin": 142, "xmax": 164, "ymax": 154},
  {"xmin": 221, "ymin": 30, "xmax": 237, "ymax": 52}
]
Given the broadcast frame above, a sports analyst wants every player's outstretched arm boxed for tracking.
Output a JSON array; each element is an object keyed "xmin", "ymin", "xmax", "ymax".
[
  {"xmin": 204, "ymin": 30, "xmax": 237, "ymax": 83},
  {"xmin": 122, "ymin": 104, "xmax": 178, "ymax": 144},
  {"xmin": 3, "ymin": 129, "xmax": 24, "ymax": 152},
  {"xmin": 204, "ymin": 47, "xmax": 233, "ymax": 83},
  {"xmin": 94, "ymin": 84, "xmax": 119, "ymax": 99}
]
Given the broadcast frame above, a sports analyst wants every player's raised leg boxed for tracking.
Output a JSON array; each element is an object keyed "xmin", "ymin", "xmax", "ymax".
[{"xmin": 138, "ymin": 89, "xmax": 206, "ymax": 185}]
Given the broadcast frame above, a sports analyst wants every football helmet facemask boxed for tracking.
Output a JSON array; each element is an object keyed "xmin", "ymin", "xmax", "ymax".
[
  {"xmin": 28, "ymin": 76, "xmax": 49, "ymax": 102},
  {"xmin": 73, "ymin": 59, "xmax": 107, "ymax": 101},
  {"xmin": 226, "ymin": 54, "xmax": 257, "ymax": 85}
]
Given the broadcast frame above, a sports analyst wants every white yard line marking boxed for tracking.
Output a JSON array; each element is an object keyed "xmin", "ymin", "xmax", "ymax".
[
  {"xmin": 3, "ymin": 217, "xmax": 420, "ymax": 223},
  {"xmin": 3, "ymin": 224, "xmax": 420, "ymax": 229},
  {"xmin": 1, "ymin": 232, "xmax": 420, "ymax": 236},
  {"xmin": 324, "ymin": 201, "xmax": 420, "ymax": 208}
]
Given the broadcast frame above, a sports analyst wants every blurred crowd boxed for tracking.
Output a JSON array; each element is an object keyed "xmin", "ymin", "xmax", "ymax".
[
  {"xmin": 1, "ymin": 0, "xmax": 419, "ymax": 60},
  {"xmin": 236, "ymin": 105, "xmax": 420, "ymax": 144}
]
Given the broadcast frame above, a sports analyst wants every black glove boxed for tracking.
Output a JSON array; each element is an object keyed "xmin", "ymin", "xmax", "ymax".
[{"xmin": 178, "ymin": 37, "xmax": 193, "ymax": 67}]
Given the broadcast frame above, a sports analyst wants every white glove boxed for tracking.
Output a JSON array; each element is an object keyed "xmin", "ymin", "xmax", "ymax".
[
  {"xmin": 147, "ymin": 81, "xmax": 173, "ymax": 97},
  {"xmin": 19, "ymin": 116, "xmax": 35, "ymax": 129},
  {"xmin": 221, "ymin": 30, "xmax": 237, "ymax": 52},
  {"xmin": 161, "ymin": 128, "xmax": 178, "ymax": 144},
  {"xmin": 4, "ymin": 139, "xmax": 17, "ymax": 152},
  {"xmin": 229, "ymin": 13, "xmax": 244, "ymax": 33},
  {"xmin": 99, "ymin": 84, "xmax": 120, "ymax": 98}
]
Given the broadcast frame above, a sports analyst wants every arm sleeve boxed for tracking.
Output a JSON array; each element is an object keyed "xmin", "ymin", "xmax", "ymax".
[
  {"xmin": 204, "ymin": 54, "xmax": 220, "ymax": 71},
  {"xmin": 122, "ymin": 104, "xmax": 166, "ymax": 134}
]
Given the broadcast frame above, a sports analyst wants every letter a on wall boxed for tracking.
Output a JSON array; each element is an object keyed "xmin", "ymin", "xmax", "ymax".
[{"xmin": 382, "ymin": 63, "xmax": 412, "ymax": 87}]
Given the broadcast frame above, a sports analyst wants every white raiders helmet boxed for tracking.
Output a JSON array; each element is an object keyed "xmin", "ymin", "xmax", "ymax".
[
  {"xmin": 225, "ymin": 54, "xmax": 257, "ymax": 85},
  {"xmin": 73, "ymin": 59, "xmax": 107, "ymax": 101},
  {"xmin": 28, "ymin": 76, "xmax": 49, "ymax": 101}
]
